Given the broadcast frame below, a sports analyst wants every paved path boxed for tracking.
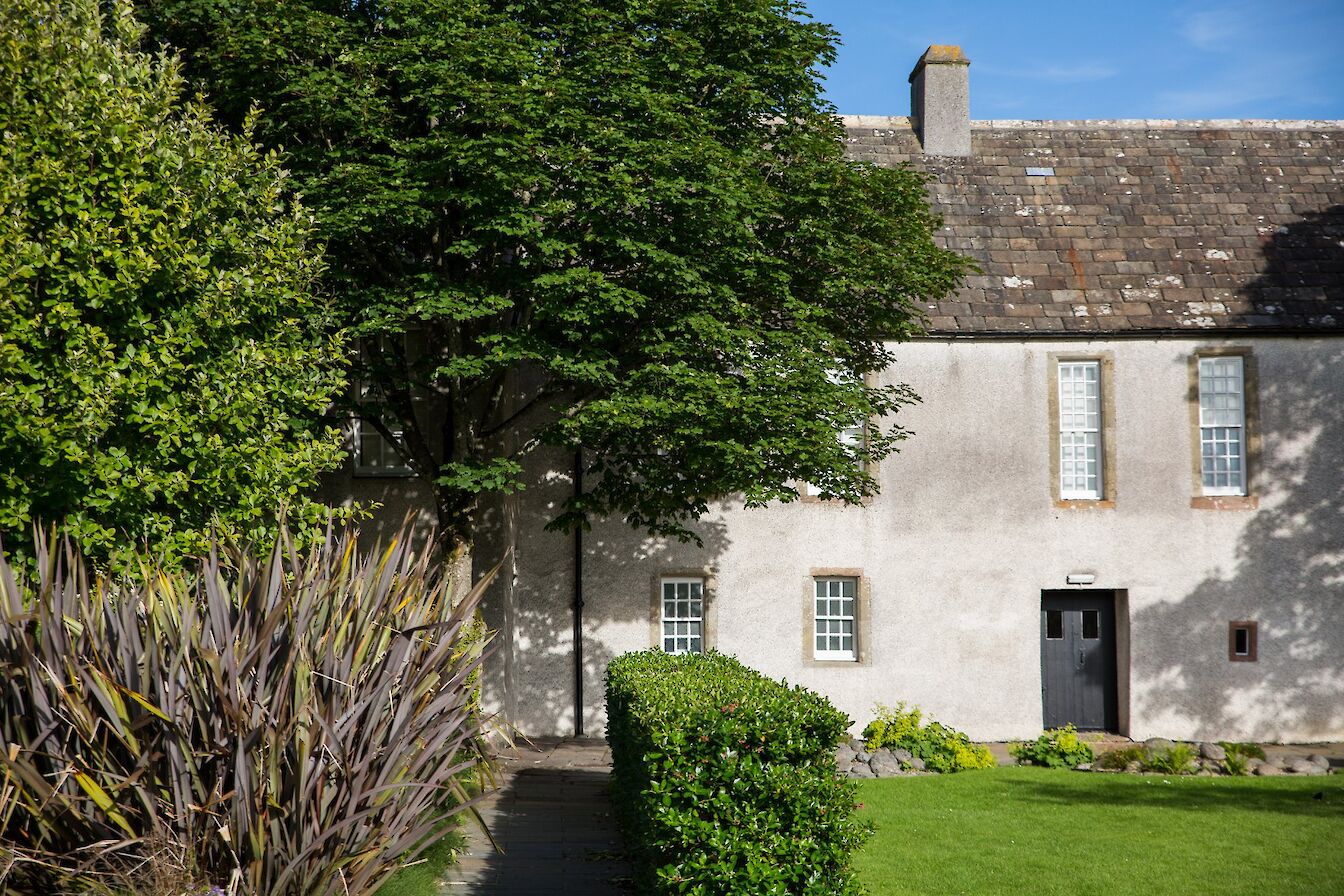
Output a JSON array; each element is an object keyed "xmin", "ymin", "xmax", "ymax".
[{"xmin": 440, "ymin": 738, "xmax": 630, "ymax": 895}]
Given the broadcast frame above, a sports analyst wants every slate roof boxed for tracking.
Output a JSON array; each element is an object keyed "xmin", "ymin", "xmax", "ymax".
[{"xmin": 842, "ymin": 117, "xmax": 1344, "ymax": 335}]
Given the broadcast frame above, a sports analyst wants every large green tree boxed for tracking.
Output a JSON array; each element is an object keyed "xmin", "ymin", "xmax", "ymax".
[
  {"xmin": 141, "ymin": 0, "xmax": 968, "ymax": 551},
  {"xmin": 0, "ymin": 0, "xmax": 347, "ymax": 563}
]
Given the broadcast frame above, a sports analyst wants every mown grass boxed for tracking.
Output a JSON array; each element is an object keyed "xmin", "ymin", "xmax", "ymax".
[{"xmin": 855, "ymin": 766, "xmax": 1344, "ymax": 896}]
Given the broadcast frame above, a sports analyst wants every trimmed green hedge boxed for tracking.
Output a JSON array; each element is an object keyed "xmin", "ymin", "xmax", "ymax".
[{"xmin": 606, "ymin": 651, "xmax": 867, "ymax": 895}]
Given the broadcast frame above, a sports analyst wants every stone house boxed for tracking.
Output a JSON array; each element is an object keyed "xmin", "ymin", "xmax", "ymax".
[{"xmin": 333, "ymin": 46, "xmax": 1344, "ymax": 743}]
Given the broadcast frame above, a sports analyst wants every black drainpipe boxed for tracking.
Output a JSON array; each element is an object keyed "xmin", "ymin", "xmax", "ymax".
[{"xmin": 572, "ymin": 448, "xmax": 585, "ymax": 737}]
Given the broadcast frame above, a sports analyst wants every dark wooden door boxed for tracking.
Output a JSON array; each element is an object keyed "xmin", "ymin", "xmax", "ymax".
[{"xmin": 1041, "ymin": 591, "xmax": 1118, "ymax": 731}]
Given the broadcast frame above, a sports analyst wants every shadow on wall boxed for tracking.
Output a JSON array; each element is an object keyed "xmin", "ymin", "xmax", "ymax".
[
  {"xmin": 475, "ymin": 456, "xmax": 731, "ymax": 737},
  {"xmin": 1133, "ymin": 214, "xmax": 1344, "ymax": 741},
  {"xmin": 320, "ymin": 474, "xmax": 437, "ymax": 536}
]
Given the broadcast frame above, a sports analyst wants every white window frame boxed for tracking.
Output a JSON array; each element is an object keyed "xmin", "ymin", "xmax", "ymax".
[
  {"xmin": 804, "ymin": 422, "xmax": 865, "ymax": 497},
  {"xmin": 1057, "ymin": 360, "xmax": 1103, "ymax": 500},
  {"xmin": 1198, "ymin": 356, "xmax": 1246, "ymax": 496},
  {"xmin": 353, "ymin": 380, "xmax": 412, "ymax": 476},
  {"xmin": 660, "ymin": 577, "xmax": 704, "ymax": 655},
  {"xmin": 813, "ymin": 577, "xmax": 857, "ymax": 662},
  {"xmin": 804, "ymin": 366, "xmax": 868, "ymax": 498}
]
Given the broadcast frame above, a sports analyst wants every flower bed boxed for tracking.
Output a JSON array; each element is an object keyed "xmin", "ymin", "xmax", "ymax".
[{"xmin": 1089, "ymin": 739, "xmax": 1336, "ymax": 777}]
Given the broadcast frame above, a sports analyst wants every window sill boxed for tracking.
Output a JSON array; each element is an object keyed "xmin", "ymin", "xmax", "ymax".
[
  {"xmin": 804, "ymin": 656, "xmax": 865, "ymax": 668},
  {"xmin": 1191, "ymin": 495, "xmax": 1258, "ymax": 510},
  {"xmin": 1053, "ymin": 498, "xmax": 1115, "ymax": 510},
  {"xmin": 353, "ymin": 468, "xmax": 417, "ymax": 479},
  {"xmin": 798, "ymin": 491, "xmax": 875, "ymax": 507}
]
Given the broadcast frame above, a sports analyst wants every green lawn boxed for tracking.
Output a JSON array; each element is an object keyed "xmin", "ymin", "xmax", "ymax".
[
  {"xmin": 855, "ymin": 767, "xmax": 1344, "ymax": 896},
  {"xmin": 373, "ymin": 829, "xmax": 465, "ymax": 896}
]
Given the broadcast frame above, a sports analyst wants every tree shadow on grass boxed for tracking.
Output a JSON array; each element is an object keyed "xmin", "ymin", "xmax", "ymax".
[{"xmin": 997, "ymin": 772, "xmax": 1344, "ymax": 819}]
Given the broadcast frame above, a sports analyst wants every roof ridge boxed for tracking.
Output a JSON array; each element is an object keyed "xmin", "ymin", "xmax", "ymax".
[{"xmin": 840, "ymin": 114, "xmax": 1344, "ymax": 130}]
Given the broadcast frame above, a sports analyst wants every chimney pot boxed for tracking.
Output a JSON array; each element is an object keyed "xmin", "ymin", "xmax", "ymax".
[{"xmin": 909, "ymin": 45, "xmax": 971, "ymax": 156}]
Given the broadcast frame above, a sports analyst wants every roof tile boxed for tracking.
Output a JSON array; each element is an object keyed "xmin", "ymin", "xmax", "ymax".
[{"xmin": 843, "ymin": 119, "xmax": 1344, "ymax": 334}]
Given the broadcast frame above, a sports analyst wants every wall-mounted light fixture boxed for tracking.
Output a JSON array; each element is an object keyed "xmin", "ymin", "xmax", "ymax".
[{"xmin": 1066, "ymin": 573, "xmax": 1096, "ymax": 585}]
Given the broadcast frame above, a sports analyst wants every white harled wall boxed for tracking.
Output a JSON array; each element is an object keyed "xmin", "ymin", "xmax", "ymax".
[{"xmin": 485, "ymin": 336, "xmax": 1344, "ymax": 743}]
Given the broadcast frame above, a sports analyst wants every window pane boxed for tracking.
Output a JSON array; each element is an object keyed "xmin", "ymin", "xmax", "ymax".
[
  {"xmin": 1198, "ymin": 357, "xmax": 1246, "ymax": 495},
  {"xmin": 814, "ymin": 577, "xmax": 858, "ymax": 660},
  {"xmin": 1046, "ymin": 609, "xmax": 1063, "ymax": 640},
  {"xmin": 1234, "ymin": 627, "xmax": 1250, "ymax": 656},
  {"xmin": 1082, "ymin": 610, "xmax": 1100, "ymax": 640},
  {"xmin": 661, "ymin": 578, "xmax": 705, "ymax": 653},
  {"xmin": 1058, "ymin": 361, "xmax": 1103, "ymax": 499}
]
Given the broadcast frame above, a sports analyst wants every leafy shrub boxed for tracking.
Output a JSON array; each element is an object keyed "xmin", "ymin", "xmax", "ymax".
[
  {"xmin": 1, "ymin": 0, "xmax": 350, "ymax": 568},
  {"xmin": 606, "ymin": 651, "xmax": 867, "ymax": 896},
  {"xmin": 1145, "ymin": 743, "xmax": 1198, "ymax": 775},
  {"xmin": 862, "ymin": 703, "xmax": 995, "ymax": 773},
  {"xmin": 0, "ymin": 525, "xmax": 495, "ymax": 896},
  {"xmin": 1221, "ymin": 741, "xmax": 1267, "ymax": 761},
  {"xmin": 1095, "ymin": 745, "xmax": 1146, "ymax": 771},
  {"xmin": 1010, "ymin": 726, "xmax": 1096, "ymax": 768},
  {"xmin": 1222, "ymin": 752, "xmax": 1251, "ymax": 776}
]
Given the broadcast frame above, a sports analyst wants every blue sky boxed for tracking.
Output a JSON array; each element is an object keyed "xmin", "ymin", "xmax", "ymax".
[{"xmin": 801, "ymin": 1, "xmax": 1344, "ymax": 120}]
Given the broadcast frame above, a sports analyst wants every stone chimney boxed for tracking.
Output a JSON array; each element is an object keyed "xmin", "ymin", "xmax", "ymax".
[{"xmin": 909, "ymin": 45, "xmax": 971, "ymax": 156}]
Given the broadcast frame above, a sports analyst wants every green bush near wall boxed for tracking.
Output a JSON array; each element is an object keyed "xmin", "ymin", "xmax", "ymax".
[{"xmin": 606, "ymin": 651, "xmax": 868, "ymax": 896}]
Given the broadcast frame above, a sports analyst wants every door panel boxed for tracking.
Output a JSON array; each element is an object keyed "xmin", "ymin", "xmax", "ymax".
[{"xmin": 1041, "ymin": 591, "xmax": 1118, "ymax": 731}]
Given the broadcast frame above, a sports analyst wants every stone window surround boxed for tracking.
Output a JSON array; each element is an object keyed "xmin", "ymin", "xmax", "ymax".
[
  {"xmin": 351, "ymin": 412, "xmax": 414, "ymax": 478},
  {"xmin": 801, "ymin": 568, "xmax": 873, "ymax": 667},
  {"xmin": 1228, "ymin": 620, "xmax": 1258, "ymax": 662},
  {"xmin": 799, "ymin": 370, "xmax": 881, "ymax": 505},
  {"xmin": 648, "ymin": 570, "xmax": 717, "ymax": 652},
  {"xmin": 1188, "ymin": 347, "xmax": 1261, "ymax": 510},
  {"xmin": 1047, "ymin": 352, "xmax": 1117, "ymax": 509},
  {"xmin": 352, "ymin": 333, "xmax": 417, "ymax": 478}
]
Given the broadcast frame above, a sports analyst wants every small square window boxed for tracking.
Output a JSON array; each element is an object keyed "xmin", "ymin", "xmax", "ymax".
[
  {"xmin": 353, "ymin": 414, "xmax": 412, "ymax": 475},
  {"xmin": 660, "ymin": 577, "xmax": 704, "ymax": 654},
  {"xmin": 354, "ymin": 337, "xmax": 414, "ymax": 476},
  {"xmin": 1229, "ymin": 621, "xmax": 1257, "ymax": 662},
  {"xmin": 813, "ymin": 577, "xmax": 858, "ymax": 661}
]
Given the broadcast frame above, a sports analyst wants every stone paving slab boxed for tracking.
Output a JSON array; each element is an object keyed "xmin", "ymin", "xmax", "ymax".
[{"xmin": 438, "ymin": 738, "xmax": 631, "ymax": 895}]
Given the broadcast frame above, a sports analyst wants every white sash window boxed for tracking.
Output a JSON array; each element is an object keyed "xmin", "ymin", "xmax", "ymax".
[
  {"xmin": 1058, "ymin": 361, "xmax": 1103, "ymax": 500},
  {"xmin": 660, "ymin": 577, "xmax": 704, "ymax": 654},
  {"xmin": 1198, "ymin": 356, "xmax": 1246, "ymax": 495},
  {"xmin": 814, "ymin": 577, "xmax": 857, "ymax": 661}
]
